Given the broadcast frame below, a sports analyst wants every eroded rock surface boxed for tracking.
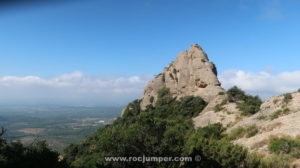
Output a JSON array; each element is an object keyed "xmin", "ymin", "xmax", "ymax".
[{"xmin": 140, "ymin": 44, "xmax": 224, "ymax": 109}]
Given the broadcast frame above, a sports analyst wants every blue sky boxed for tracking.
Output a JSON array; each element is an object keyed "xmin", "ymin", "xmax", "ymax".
[{"xmin": 0, "ymin": 0, "xmax": 300, "ymax": 106}]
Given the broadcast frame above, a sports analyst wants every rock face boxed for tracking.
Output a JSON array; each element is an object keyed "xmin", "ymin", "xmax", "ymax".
[
  {"xmin": 140, "ymin": 44, "xmax": 224, "ymax": 109},
  {"xmin": 140, "ymin": 44, "xmax": 300, "ymax": 163}
]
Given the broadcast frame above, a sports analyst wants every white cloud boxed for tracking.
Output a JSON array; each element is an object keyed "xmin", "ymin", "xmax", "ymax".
[
  {"xmin": 220, "ymin": 70, "xmax": 300, "ymax": 99},
  {"xmin": 0, "ymin": 72, "xmax": 151, "ymax": 106}
]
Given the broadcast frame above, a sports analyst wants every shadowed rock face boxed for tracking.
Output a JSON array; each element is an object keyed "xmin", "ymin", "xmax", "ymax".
[{"xmin": 140, "ymin": 44, "xmax": 224, "ymax": 109}]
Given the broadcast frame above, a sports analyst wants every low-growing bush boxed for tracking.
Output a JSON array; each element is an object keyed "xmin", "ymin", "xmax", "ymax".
[
  {"xmin": 213, "ymin": 99, "xmax": 227, "ymax": 112},
  {"xmin": 269, "ymin": 137, "xmax": 300, "ymax": 155},
  {"xmin": 227, "ymin": 125, "xmax": 259, "ymax": 140},
  {"xmin": 270, "ymin": 108, "xmax": 290, "ymax": 120},
  {"xmin": 228, "ymin": 127, "xmax": 246, "ymax": 140},
  {"xmin": 283, "ymin": 93, "xmax": 293, "ymax": 104},
  {"xmin": 270, "ymin": 110, "xmax": 282, "ymax": 120},
  {"xmin": 246, "ymin": 125, "xmax": 259, "ymax": 138},
  {"xmin": 226, "ymin": 86, "xmax": 262, "ymax": 115}
]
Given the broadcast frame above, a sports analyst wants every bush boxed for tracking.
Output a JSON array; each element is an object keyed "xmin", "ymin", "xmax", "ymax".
[
  {"xmin": 0, "ymin": 130, "xmax": 67, "ymax": 168},
  {"xmin": 227, "ymin": 86, "xmax": 262, "ymax": 115},
  {"xmin": 283, "ymin": 93, "xmax": 293, "ymax": 104},
  {"xmin": 175, "ymin": 96, "xmax": 207, "ymax": 117},
  {"xmin": 246, "ymin": 125, "xmax": 259, "ymax": 138},
  {"xmin": 228, "ymin": 127, "xmax": 246, "ymax": 140},
  {"xmin": 155, "ymin": 87, "xmax": 174, "ymax": 106},
  {"xmin": 213, "ymin": 99, "xmax": 227, "ymax": 112},
  {"xmin": 237, "ymin": 96, "xmax": 262, "ymax": 116},
  {"xmin": 270, "ymin": 108, "xmax": 290, "ymax": 120},
  {"xmin": 269, "ymin": 137, "xmax": 300, "ymax": 155},
  {"xmin": 270, "ymin": 110, "xmax": 281, "ymax": 120},
  {"xmin": 227, "ymin": 86, "xmax": 246, "ymax": 102},
  {"xmin": 227, "ymin": 125, "xmax": 258, "ymax": 140}
]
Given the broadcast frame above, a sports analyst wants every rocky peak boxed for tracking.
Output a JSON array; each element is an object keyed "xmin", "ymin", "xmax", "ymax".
[{"xmin": 140, "ymin": 44, "xmax": 224, "ymax": 109}]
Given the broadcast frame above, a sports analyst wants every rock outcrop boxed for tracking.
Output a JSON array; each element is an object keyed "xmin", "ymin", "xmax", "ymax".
[
  {"xmin": 138, "ymin": 44, "xmax": 300, "ymax": 166},
  {"xmin": 140, "ymin": 44, "xmax": 224, "ymax": 109}
]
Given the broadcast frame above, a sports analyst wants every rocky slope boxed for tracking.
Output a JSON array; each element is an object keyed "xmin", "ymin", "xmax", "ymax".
[
  {"xmin": 141, "ymin": 44, "xmax": 300, "ymax": 163},
  {"xmin": 140, "ymin": 44, "xmax": 225, "ymax": 109}
]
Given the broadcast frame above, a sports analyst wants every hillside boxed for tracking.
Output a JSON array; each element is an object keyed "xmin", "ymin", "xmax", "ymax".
[{"xmin": 62, "ymin": 45, "xmax": 300, "ymax": 168}]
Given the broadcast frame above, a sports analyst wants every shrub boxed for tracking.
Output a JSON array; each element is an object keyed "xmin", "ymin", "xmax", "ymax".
[
  {"xmin": 214, "ymin": 104, "xmax": 224, "ymax": 112},
  {"xmin": 273, "ymin": 99, "xmax": 279, "ymax": 104},
  {"xmin": 270, "ymin": 110, "xmax": 282, "ymax": 120},
  {"xmin": 213, "ymin": 99, "xmax": 227, "ymax": 112},
  {"xmin": 237, "ymin": 96, "xmax": 262, "ymax": 116},
  {"xmin": 283, "ymin": 93, "xmax": 292, "ymax": 104},
  {"xmin": 270, "ymin": 108, "xmax": 290, "ymax": 120},
  {"xmin": 155, "ymin": 87, "xmax": 174, "ymax": 106},
  {"xmin": 227, "ymin": 125, "xmax": 258, "ymax": 140},
  {"xmin": 227, "ymin": 86, "xmax": 246, "ymax": 102},
  {"xmin": 175, "ymin": 96, "xmax": 207, "ymax": 117},
  {"xmin": 149, "ymin": 96, "xmax": 154, "ymax": 103},
  {"xmin": 173, "ymin": 68, "xmax": 177, "ymax": 74},
  {"xmin": 218, "ymin": 91, "xmax": 225, "ymax": 95},
  {"xmin": 269, "ymin": 137, "xmax": 300, "ymax": 155},
  {"xmin": 246, "ymin": 125, "xmax": 259, "ymax": 138},
  {"xmin": 227, "ymin": 86, "xmax": 262, "ymax": 115},
  {"xmin": 228, "ymin": 127, "xmax": 246, "ymax": 140}
]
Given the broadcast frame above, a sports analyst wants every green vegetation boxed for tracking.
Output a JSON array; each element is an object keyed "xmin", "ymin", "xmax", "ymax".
[
  {"xmin": 218, "ymin": 91, "xmax": 225, "ymax": 95},
  {"xmin": 0, "ymin": 128, "xmax": 68, "ymax": 168},
  {"xmin": 63, "ymin": 87, "xmax": 290, "ymax": 168},
  {"xmin": 227, "ymin": 86, "xmax": 262, "ymax": 116},
  {"xmin": 269, "ymin": 136, "xmax": 300, "ymax": 158},
  {"xmin": 270, "ymin": 108, "xmax": 290, "ymax": 120},
  {"xmin": 149, "ymin": 96, "xmax": 154, "ymax": 103},
  {"xmin": 283, "ymin": 93, "xmax": 293, "ymax": 104},
  {"xmin": 246, "ymin": 125, "xmax": 259, "ymax": 138},
  {"xmin": 227, "ymin": 126, "xmax": 246, "ymax": 140},
  {"xmin": 273, "ymin": 98, "xmax": 279, "ymax": 104},
  {"xmin": 173, "ymin": 68, "xmax": 177, "ymax": 74},
  {"xmin": 64, "ymin": 88, "xmax": 208, "ymax": 168},
  {"xmin": 228, "ymin": 125, "xmax": 259, "ymax": 140},
  {"xmin": 213, "ymin": 99, "xmax": 227, "ymax": 112}
]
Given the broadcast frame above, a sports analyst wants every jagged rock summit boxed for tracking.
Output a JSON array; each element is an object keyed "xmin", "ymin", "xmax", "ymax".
[{"xmin": 140, "ymin": 44, "xmax": 224, "ymax": 109}]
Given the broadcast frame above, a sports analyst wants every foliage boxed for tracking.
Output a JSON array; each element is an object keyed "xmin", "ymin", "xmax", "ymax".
[
  {"xmin": 227, "ymin": 125, "xmax": 258, "ymax": 140},
  {"xmin": 0, "ymin": 129, "xmax": 67, "ymax": 168},
  {"xmin": 213, "ymin": 99, "xmax": 227, "ymax": 112},
  {"xmin": 269, "ymin": 137, "xmax": 300, "ymax": 157},
  {"xmin": 270, "ymin": 108, "xmax": 290, "ymax": 120},
  {"xmin": 227, "ymin": 86, "xmax": 246, "ymax": 102},
  {"xmin": 64, "ymin": 87, "xmax": 207, "ymax": 168},
  {"xmin": 227, "ymin": 86, "xmax": 262, "ymax": 115},
  {"xmin": 227, "ymin": 126, "xmax": 246, "ymax": 140},
  {"xmin": 283, "ymin": 93, "xmax": 293, "ymax": 104},
  {"xmin": 246, "ymin": 125, "xmax": 259, "ymax": 138},
  {"xmin": 64, "ymin": 87, "xmax": 291, "ymax": 168},
  {"xmin": 237, "ymin": 95, "xmax": 262, "ymax": 116}
]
